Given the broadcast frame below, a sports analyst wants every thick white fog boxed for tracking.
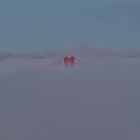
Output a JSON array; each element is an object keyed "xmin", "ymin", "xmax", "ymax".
[{"xmin": 0, "ymin": 56, "xmax": 140, "ymax": 140}]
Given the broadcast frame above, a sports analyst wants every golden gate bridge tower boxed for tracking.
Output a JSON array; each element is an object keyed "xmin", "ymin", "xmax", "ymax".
[{"xmin": 49, "ymin": 56, "xmax": 80, "ymax": 67}]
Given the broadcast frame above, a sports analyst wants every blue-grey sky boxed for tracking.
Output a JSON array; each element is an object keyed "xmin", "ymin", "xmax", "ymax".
[{"xmin": 0, "ymin": 0, "xmax": 140, "ymax": 52}]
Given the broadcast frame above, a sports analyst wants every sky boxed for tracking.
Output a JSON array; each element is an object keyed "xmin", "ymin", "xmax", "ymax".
[{"xmin": 0, "ymin": 0, "xmax": 140, "ymax": 52}]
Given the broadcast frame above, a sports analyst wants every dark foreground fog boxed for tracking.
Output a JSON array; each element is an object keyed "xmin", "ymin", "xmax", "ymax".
[{"xmin": 0, "ymin": 58, "xmax": 140, "ymax": 140}]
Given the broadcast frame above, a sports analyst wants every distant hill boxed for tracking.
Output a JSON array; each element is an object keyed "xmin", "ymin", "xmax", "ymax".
[
  {"xmin": 14, "ymin": 44, "xmax": 140, "ymax": 59},
  {"xmin": 0, "ymin": 44, "xmax": 140, "ymax": 60},
  {"xmin": 25, "ymin": 44, "xmax": 114, "ymax": 58}
]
